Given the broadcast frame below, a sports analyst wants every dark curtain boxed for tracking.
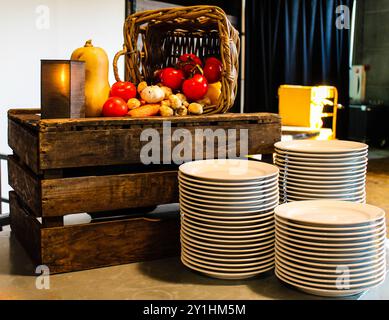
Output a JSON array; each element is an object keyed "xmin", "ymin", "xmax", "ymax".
[{"xmin": 244, "ymin": 0, "xmax": 352, "ymax": 138}]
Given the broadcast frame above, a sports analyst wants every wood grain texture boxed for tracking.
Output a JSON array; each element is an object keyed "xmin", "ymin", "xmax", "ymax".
[
  {"xmin": 8, "ymin": 155, "xmax": 42, "ymax": 216},
  {"xmin": 41, "ymin": 214, "xmax": 180, "ymax": 274},
  {"xmin": 10, "ymin": 192, "xmax": 181, "ymax": 273},
  {"xmin": 9, "ymin": 109, "xmax": 280, "ymax": 129},
  {"xmin": 9, "ymin": 192, "xmax": 42, "ymax": 264},
  {"xmin": 39, "ymin": 123, "xmax": 279, "ymax": 169},
  {"xmin": 41, "ymin": 170, "xmax": 179, "ymax": 216},
  {"xmin": 8, "ymin": 120, "xmax": 40, "ymax": 174}
]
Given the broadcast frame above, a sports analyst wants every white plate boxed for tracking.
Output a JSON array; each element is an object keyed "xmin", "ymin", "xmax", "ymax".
[
  {"xmin": 182, "ymin": 219, "xmax": 275, "ymax": 239},
  {"xmin": 275, "ymin": 200, "xmax": 385, "ymax": 226},
  {"xmin": 278, "ymin": 179, "xmax": 365, "ymax": 190},
  {"xmin": 181, "ymin": 230, "xmax": 274, "ymax": 249},
  {"xmin": 275, "ymin": 269, "xmax": 376, "ymax": 297},
  {"xmin": 278, "ymin": 174, "xmax": 366, "ymax": 185},
  {"xmin": 179, "ymin": 172, "xmax": 279, "ymax": 186},
  {"xmin": 180, "ymin": 196, "xmax": 279, "ymax": 212},
  {"xmin": 276, "ymin": 255, "xmax": 386, "ymax": 279},
  {"xmin": 275, "ymin": 217, "xmax": 385, "ymax": 237},
  {"xmin": 279, "ymin": 189, "xmax": 365, "ymax": 198},
  {"xmin": 275, "ymin": 246, "xmax": 386, "ymax": 268},
  {"xmin": 275, "ymin": 140, "xmax": 368, "ymax": 153},
  {"xmin": 182, "ymin": 247, "xmax": 275, "ymax": 267},
  {"xmin": 179, "ymin": 159, "xmax": 279, "ymax": 181},
  {"xmin": 275, "ymin": 153, "xmax": 368, "ymax": 163},
  {"xmin": 275, "ymin": 266, "xmax": 385, "ymax": 290},
  {"xmin": 182, "ymin": 248, "xmax": 274, "ymax": 268},
  {"xmin": 275, "ymin": 233, "xmax": 385, "ymax": 253},
  {"xmin": 276, "ymin": 229, "xmax": 386, "ymax": 249},
  {"xmin": 179, "ymin": 177, "xmax": 279, "ymax": 192},
  {"xmin": 180, "ymin": 204, "xmax": 276, "ymax": 222},
  {"xmin": 280, "ymin": 195, "xmax": 366, "ymax": 203},
  {"xmin": 276, "ymin": 263, "xmax": 386, "ymax": 286},
  {"xmin": 182, "ymin": 242, "xmax": 275, "ymax": 261},
  {"xmin": 182, "ymin": 251, "xmax": 274, "ymax": 272},
  {"xmin": 183, "ymin": 212, "xmax": 275, "ymax": 231},
  {"xmin": 182, "ymin": 215, "xmax": 274, "ymax": 235},
  {"xmin": 180, "ymin": 184, "xmax": 279, "ymax": 201},
  {"xmin": 278, "ymin": 166, "xmax": 367, "ymax": 177},
  {"xmin": 181, "ymin": 256, "xmax": 274, "ymax": 280},
  {"xmin": 275, "ymin": 215, "xmax": 385, "ymax": 232},
  {"xmin": 181, "ymin": 235, "xmax": 275, "ymax": 254},
  {"xmin": 278, "ymin": 183, "xmax": 365, "ymax": 195},
  {"xmin": 275, "ymin": 149, "xmax": 368, "ymax": 160},
  {"xmin": 275, "ymin": 223, "xmax": 386, "ymax": 243},
  {"xmin": 182, "ymin": 224, "xmax": 275, "ymax": 243},
  {"xmin": 180, "ymin": 185, "xmax": 279, "ymax": 202},
  {"xmin": 275, "ymin": 238, "xmax": 386, "ymax": 258},
  {"xmin": 275, "ymin": 240, "xmax": 386, "ymax": 263},
  {"xmin": 275, "ymin": 252, "xmax": 386, "ymax": 274},
  {"xmin": 180, "ymin": 190, "xmax": 279, "ymax": 207},
  {"xmin": 275, "ymin": 157, "xmax": 368, "ymax": 168},
  {"xmin": 179, "ymin": 182, "xmax": 279, "ymax": 197},
  {"xmin": 180, "ymin": 199, "xmax": 279, "ymax": 216},
  {"xmin": 275, "ymin": 160, "xmax": 367, "ymax": 172},
  {"xmin": 181, "ymin": 209, "xmax": 275, "ymax": 227}
]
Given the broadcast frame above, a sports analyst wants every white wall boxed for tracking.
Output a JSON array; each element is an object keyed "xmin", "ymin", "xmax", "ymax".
[{"xmin": 0, "ymin": 0, "xmax": 125, "ymax": 213}]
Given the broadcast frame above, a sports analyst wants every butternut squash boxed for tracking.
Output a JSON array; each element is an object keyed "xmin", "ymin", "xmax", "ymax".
[{"xmin": 71, "ymin": 40, "xmax": 110, "ymax": 117}]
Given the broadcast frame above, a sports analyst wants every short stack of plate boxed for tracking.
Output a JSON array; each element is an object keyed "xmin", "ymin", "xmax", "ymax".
[
  {"xmin": 178, "ymin": 159, "xmax": 279, "ymax": 280},
  {"xmin": 275, "ymin": 200, "xmax": 387, "ymax": 297},
  {"xmin": 275, "ymin": 140, "xmax": 369, "ymax": 203}
]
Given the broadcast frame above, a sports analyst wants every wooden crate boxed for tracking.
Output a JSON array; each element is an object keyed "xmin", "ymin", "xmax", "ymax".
[{"xmin": 7, "ymin": 109, "xmax": 281, "ymax": 273}]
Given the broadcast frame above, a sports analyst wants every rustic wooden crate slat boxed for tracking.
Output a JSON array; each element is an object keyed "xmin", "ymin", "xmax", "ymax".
[
  {"xmin": 9, "ymin": 192, "xmax": 181, "ymax": 274},
  {"xmin": 8, "ymin": 120, "xmax": 40, "ymax": 174},
  {"xmin": 8, "ymin": 155, "xmax": 179, "ymax": 217},
  {"xmin": 8, "ymin": 109, "xmax": 281, "ymax": 172}
]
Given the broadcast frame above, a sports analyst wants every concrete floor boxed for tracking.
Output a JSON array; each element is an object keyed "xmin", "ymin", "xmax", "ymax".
[{"xmin": 0, "ymin": 149, "xmax": 388, "ymax": 300}]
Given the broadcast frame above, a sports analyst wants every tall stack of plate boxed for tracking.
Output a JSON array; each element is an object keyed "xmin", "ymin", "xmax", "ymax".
[
  {"xmin": 178, "ymin": 159, "xmax": 279, "ymax": 280},
  {"xmin": 275, "ymin": 200, "xmax": 387, "ymax": 297},
  {"xmin": 275, "ymin": 140, "xmax": 368, "ymax": 203}
]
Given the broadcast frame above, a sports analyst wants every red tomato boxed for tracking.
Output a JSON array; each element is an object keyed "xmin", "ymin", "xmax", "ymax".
[
  {"xmin": 154, "ymin": 69, "xmax": 163, "ymax": 81},
  {"xmin": 110, "ymin": 81, "xmax": 137, "ymax": 102},
  {"xmin": 160, "ymin": 67, "xmax": 185, "ymax": 90},
  {"xmin": 203, "ymin": 62, "xmax": 222, "ymax": 83},
  {"xmin": 102, "ymin": 97, "xmax": 128, "ymax": 117},
  {"xmin": 205, "ymin": 57, "xmax": 222, "ymax": 67},
  {"xmin": 182, "ymin": 74, "xmax": 208, "ymax": 101},
  {"xmin": 178, "ymin": 53, "xmax": 203, "ymax": 77}
]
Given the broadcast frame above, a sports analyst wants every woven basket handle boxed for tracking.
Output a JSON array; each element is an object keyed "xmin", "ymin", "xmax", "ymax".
[{"xmin": 113, "ymin": 45, "xmax": 127, "ymax": 82}]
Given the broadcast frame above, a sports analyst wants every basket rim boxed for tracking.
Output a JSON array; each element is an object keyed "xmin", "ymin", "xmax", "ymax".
[{"xmin": 126, "ymin": 5, "xmax": 228, "ymax": 23}]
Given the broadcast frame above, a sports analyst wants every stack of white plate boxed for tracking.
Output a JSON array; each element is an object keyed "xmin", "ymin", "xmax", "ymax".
[
  {"xmin": 178, "ymin": 159, "xmax": 279, "ymax": 280},
  {"xmin": 275, "ymin": 140, "xmax": 368, "ymax": 203},
  {"xmin": 275, "ymin": 200, "xmax": 387, "ymax": 297}
]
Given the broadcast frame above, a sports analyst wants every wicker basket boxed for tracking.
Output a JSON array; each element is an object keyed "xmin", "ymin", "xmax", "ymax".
[{"xmin": 113, "ymin": 5, "xmax": 240, "ymax": 114}]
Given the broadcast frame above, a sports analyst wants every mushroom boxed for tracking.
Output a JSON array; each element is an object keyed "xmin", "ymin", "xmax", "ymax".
[
  {"xmin": 188, "ymin": 103, "xmax": 204, "ymax": 115},
  {"xmin": 137, "ymin": 81, "xmax": 148, "ymax": 94},
  {"xmin": 127, "ymin": 98, "xmax": 141, "ymax": 110},
  {"xmin": 168, "ymin": 94, "xmax": 183, "ymax": 110},
  {"xmin": 140, "ymin": 85, "xmax": 165, "ymax": 103},
  {"xmin": 160, "ymin": 86, "xmax": 173, "ymax": 99},
  {"xmin": 176, "ymin": 106, "xmax": 188, "ymax": 116},
  {"xmin": 160, "ymin": 105, "xmax": 174, "ymax": 117}
]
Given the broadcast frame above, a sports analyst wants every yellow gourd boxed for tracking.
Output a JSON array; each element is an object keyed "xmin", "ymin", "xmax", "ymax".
[
  {"xmin": 71, "ymin": 40, "xmax": 110, "ymax": 117},
  {"xmin": 204, "ymin": 81, "xmax": 222, "ymax": 105}
]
